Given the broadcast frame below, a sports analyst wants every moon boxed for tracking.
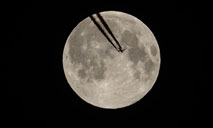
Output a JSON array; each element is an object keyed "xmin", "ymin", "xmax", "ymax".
[{"xmin": 63, "ymin": 11, "xmax": 160, "ymax": 109}]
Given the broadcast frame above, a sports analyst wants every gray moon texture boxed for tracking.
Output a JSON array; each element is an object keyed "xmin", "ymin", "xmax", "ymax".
[{"xmin": 63, "ymin": 11, "xmax": 161, "ymax": 109}]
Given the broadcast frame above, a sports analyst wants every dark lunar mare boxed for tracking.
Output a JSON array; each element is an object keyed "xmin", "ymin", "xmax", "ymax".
[
  {"xmin": 121, "ymin": 30, "xmax": 155, "ymax": 80},
  {"xmin": 68, "ymin": 18, "xmax": 108, "ymax": 82},
  {"xmin": 150, "ymin": 45, "xmax": 157, "ymax": 56}
]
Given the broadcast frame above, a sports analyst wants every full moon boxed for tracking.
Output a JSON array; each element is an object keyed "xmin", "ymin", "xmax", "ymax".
[{"xmin": 63, "ymin": 11, "xmax": 160, "ymax": 109}]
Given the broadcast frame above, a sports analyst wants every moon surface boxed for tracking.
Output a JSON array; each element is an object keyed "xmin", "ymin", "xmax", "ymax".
[{"xmin": 63, "ymin": 11, "xmax": 160, "ymax": 109}]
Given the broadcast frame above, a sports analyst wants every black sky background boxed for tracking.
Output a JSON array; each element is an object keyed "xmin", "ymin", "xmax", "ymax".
[{"xmin": 9, "ymin": 0, "xmax": 209, "ymax": 122}]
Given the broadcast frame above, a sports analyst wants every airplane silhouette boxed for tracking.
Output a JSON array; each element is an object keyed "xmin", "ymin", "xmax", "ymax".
[{"xmin": 117, "ymin": 47, "xmax": 126, "ymax": 53}]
